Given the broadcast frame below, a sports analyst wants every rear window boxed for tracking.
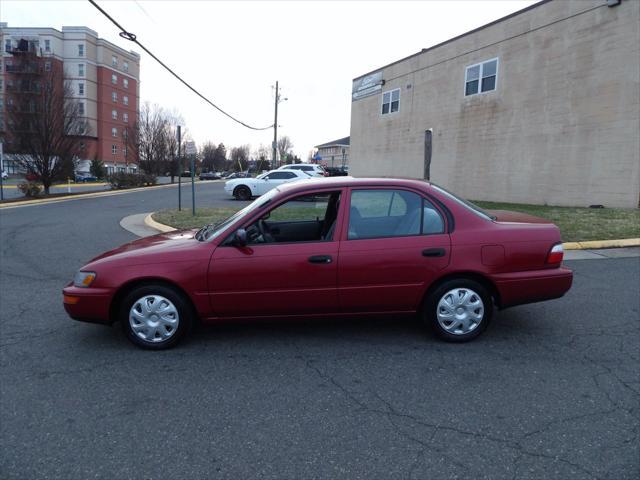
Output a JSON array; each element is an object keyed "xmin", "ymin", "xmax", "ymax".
[{"xmin": 431, "ymin": 184, "xmax": 494, "ymax": 221}]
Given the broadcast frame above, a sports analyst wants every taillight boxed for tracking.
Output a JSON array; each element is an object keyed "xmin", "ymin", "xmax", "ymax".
[{"xmin": 546, "ymin": 243, "xmax": 564, "ymax": 264}]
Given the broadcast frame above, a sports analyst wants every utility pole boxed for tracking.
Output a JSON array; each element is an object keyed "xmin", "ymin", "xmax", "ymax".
[
  {"xmin": 0, "ymin": 142, "xmax": 4, "ymax": 201},
  {"xmin": 177, "ymin": 125, "xmax": 182, "ymax": 211},
  {"xmin": 272, "ymin": 80, "xmax": 278, "ymax": 168}
]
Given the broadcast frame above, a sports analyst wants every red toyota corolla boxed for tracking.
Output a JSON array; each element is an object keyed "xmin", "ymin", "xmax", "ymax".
[{"xmin": 63, "ymin": 178, "xmax": 572, "ymax": 349}]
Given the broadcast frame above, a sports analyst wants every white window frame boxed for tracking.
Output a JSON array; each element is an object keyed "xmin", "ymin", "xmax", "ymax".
[
  {"xmin": 78, "ymin": 82, "xmax": 84, "ymax": 96},
  {"xmin": 123, "ymin": 61, "xmax": 129, "ymax": 72},
  {"xmin": 78, "ymin": 63, "xmax": 84, "ymax": 77},
  {"xmin": 112, "ymin": 144, "xmax": 117, "ymax": 155},
  {"xmin": 123, "ymin": 78, "xmax": 128, "ymax": 89},
  {"xmin": 464, "ymin": 57, "xmax": 499, "ymax": 97},
  {"xmin": 112, "ymin": 91, "xmax": 118, "ymax": 103},
  {"xmin": 381, "ymin": 88, "xmax": 401, "ymax": 116},
  {"xmin": 123, "ymin": 112, "xmax": 128, "ymax": 123},
  {"xmin": 112, "ymin": 127, "xmax": 118, "ymax": 137},
  {"xmin": 44, "ymin": 61, "xmax": 51, "ymax": 72},
  {"xmin": 111, "ymin": 73, "xmax": 117, "ymax": 84},
  {"xmin": 44, "ymin": 39, "xmax": 51, "ymax": 52},
  {"xmin": 78, "ymin": 102, "xmax": 85, "ymax": 115},
  {"xmin": 123, "ymin": 96, "xmax": 129, "ymax": 106},
  {"xmin": 112, "ymin": 109, "xmax": 118, "ymax": 120},
  {"xmin": 112, "ymin": 55, "xmax": 118, "ymax": 66},
  {"xmin": 78, "ymin": 44, "xmax": 84, "ymax": 57}
]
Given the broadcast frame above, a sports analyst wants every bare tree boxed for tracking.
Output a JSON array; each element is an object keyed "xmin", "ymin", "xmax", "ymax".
[
  {"xmin": 277, "ymin": 136, "xmax": 294, "ymax": 166},
  {"xmin": 5, "ymin": 50, "xmax": 90, "ymax": 194},
  {"xmin": 254, "ymin": 143, "xmax": 271, "ymax": 172},
  {"xmin": 213, "ymin": 143, "xmax": 227, "ymax": 171},
  {"xmin": 230, "ymin": 145, "xmax": 250, "ymax": 172},
  {"xmin": 201, "ymin": 141, "xmax": 216, "ymax": 172}
]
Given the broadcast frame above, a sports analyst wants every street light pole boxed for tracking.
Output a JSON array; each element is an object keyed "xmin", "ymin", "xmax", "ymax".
[{"xmin": 272, "ymin": 80, "xmax": 278, "ymax": 168}]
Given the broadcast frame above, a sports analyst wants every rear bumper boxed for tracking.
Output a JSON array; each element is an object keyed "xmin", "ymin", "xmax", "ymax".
[
  {"xmin": 491, "ymin": 266, "xmax": 573, "ymax": 308},
  {"xmin": 62, "ymin": 285, "xmax": 113, "ymax": 325}
]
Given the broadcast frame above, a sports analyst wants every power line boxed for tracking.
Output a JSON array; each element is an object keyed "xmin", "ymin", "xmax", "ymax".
[{"xmin": 88, "ymin": 0, "xmax": 273, "ymax": 131}]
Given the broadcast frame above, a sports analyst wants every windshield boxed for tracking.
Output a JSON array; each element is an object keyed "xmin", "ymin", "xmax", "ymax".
[
  {"xmin": 196, "ymin": 189, "xmax": 279, "ymax": 241},
  {"xmin": 431, "ymin": 184, "xmax": 495, "ymax": 221},
  {"xmin": 257, "ymin": 172, "xmax": 268, "ymax": 179}
]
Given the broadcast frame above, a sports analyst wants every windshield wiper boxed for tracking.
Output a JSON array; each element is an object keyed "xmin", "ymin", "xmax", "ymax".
[{"xmin": 195, "ymin": 221, "xmax": 223, "ymax": 241}]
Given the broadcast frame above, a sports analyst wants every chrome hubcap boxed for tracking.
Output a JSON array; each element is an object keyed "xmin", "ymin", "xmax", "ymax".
[
  {"xmin": 436, "ymin": 288, "xmax": 484, "ymax": 335},
  {"xmin": 129, "ymin": 295, "xmax": 179, "ymax": 343}
]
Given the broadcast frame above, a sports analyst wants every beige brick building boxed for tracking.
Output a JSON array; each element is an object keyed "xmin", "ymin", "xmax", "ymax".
[{"xmin": 350, "ymin": 0, "xmax": 639, "ymax": 207}]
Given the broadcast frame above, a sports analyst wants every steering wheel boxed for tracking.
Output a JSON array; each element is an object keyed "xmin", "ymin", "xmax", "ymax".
[{"xmin": 257, "ymin": 219, "xmax": 275, "ymax": 243}]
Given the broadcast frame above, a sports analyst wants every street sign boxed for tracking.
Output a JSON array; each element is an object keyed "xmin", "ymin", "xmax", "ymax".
[{"xmin": 185, "ymin": 141, "xmax": 197, "ymax": 156}]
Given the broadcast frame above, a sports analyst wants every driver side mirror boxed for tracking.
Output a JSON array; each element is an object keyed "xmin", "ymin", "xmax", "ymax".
[{"xmin": 232, "ymin": 228, "xmax": 248, "ymax": 247}]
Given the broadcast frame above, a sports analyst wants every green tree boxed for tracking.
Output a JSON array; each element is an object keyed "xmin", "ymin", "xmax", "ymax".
[
  {"xmin": 90, "ymin": 158, "xmax": 106, "ymax": 179},
  {"xmin": 213, "ymin": 143, "xmax": 227, "ymax": 171}
]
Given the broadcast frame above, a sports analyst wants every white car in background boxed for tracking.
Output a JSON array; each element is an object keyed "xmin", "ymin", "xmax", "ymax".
[
  {"xmin": 224, "ymin": 169, "xmax": 311, "ymax": 200},
  {"xmin": 277, "ymin": 163, "xmax": 328, "ymax": 177}
]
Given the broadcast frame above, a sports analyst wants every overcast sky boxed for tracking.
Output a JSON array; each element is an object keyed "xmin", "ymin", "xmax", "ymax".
[{"xmin": 4, "ymin": 0, "xmax": 536, "ymax": 159}]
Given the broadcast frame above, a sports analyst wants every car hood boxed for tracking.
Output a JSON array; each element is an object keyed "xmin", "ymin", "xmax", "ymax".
[
  {"xmin": 87, "ymin": 229, "xmax": 201, "ymax": 266},
  {"xmin": 487, "ymin": 210, "xmax": 553, "ymax": 224}
]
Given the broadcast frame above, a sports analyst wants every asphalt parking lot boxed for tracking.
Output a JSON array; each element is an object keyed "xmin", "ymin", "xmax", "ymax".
[{"xmin": 1, "ymin": 182, "xmax": 638, "ymax": 479}]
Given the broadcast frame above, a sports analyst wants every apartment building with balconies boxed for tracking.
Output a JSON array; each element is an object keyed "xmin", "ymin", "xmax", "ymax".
[{"xmin": 0, "ymin": 23, "xmax": 140, "ymax": 174}]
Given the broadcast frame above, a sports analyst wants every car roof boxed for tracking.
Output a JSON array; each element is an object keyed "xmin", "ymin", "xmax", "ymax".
[{"xmin": 276, "ymin": 176, "xmax": 432, "ymax": 193}]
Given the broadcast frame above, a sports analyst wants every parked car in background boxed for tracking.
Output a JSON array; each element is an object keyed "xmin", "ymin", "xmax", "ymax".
[
  {"xmin": 225, "ymin": 172, "xmax": 251, "ymax": 180},
  {"xmin": 63, "ymin": 177, "xmax": 573, "ymax": 349},
  {"xmin": 278, "ymin": 163, "xmax": 328, "ymax": 177},
  {"xmin": 1, "ymin": 170, "xmax": 8, "ymax": 180},
  {"xmin": 325, "ymin": 166, "xmax": 349, "ymax": 177},
  {"xmin": 25, "ymin": 172, "xmax": 40, "ymax": 182},
  {"xmin": 180, "ymin": 171, "xmax": 192, "ymax": 178},
  {"xmin": 199, "ymin": 172, "xmax": 222, "ymax": 181},
  {"xmin": 74, "ymin": 173, "xmax": 98, "ymax": 183},
  {"xmin": 224, "ymin": 168, "xmax": 310, "ymax": 200}
]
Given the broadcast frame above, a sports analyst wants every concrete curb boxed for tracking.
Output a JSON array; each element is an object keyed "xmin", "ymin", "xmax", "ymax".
[
  {"xmin": 563, "ymin": 238, "xmax": 640, "ymax": 250},
  {"xmin": 144, "ymin": 213, "xmax": 177, "ymax": 233},
  {"xmin": 0, "ymin": 180, "xmax": 207, "ymax": 209},
  {"xmin": 143, "ymin": 211, "xmax": 640, "ymax": 251}
]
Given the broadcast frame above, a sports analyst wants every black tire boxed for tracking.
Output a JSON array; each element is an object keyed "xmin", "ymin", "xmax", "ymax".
[
  {"xmin": 423, "ymin": 278, "xmax": 493, "ymax": 342},
  {"xmin": 234, "ymin": 185, "xmax": 251, "ymax": 201},
  {"xmin": 120, "ymin": 284, "xmax": 193, "ymax": 350}
]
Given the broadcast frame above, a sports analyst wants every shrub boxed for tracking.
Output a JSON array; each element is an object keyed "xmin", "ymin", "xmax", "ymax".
[
  {"xmin": 108, "ymin": 172, "xmax": 157, "ymax": 189},
  {"xmin": 17, "ymin": 182, "xmax": 42, "ymax": 197}
]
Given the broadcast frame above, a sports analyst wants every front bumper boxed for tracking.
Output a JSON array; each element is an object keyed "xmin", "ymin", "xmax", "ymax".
[
  {"xmin": 62, "ymin": 284, "xmax": 114, "ymax": 325},
  {"xmin": 492, "ymin": 266, "xmax": 573, "ymax": 308}
]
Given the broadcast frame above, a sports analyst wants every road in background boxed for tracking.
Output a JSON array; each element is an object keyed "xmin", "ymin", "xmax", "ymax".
[{"xmin": 1, "ymin": 183, "xmax": 638, "ymax": 479}]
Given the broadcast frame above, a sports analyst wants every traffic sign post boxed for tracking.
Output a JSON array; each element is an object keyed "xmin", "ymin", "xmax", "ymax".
[{"xmin": 185, "ymin": 141, "xmax": 197, "ymax": 216}]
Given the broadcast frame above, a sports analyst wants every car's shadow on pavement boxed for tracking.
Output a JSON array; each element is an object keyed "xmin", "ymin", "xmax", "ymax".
[{"xmin": 74, "ymin": 307, "xmax": 549, "ymax": 353}]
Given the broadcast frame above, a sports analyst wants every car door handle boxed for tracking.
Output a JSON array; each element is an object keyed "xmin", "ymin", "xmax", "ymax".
[
  {"xmin": 422, "ymin": 248, "xmax": 446, "ymax": 257},
  {"xmin": 308, "ymin": 255, "xmax": 333, "ymax": 264}
]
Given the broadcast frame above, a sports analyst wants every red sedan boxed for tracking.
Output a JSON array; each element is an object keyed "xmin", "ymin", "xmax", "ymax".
[{"xmin": 63, "ymin": 178, "xmax": 572, "ymax": 349}]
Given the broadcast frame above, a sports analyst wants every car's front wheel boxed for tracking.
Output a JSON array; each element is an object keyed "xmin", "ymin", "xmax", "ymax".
[
  {"xmin": 424, "ymin": 279, "xmax": 493, "ymax": 342},
  {"xmin": 120, "ymin": 284, "xmax": 193, "ymax": 349},
  {"xmin": 234, "ymin": 185, "xmax": 251, "ymax": 201}
]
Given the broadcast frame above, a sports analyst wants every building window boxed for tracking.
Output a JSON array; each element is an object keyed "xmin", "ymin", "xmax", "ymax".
[
  {"xmin": 381, "ymin": 88, "xmax": 400, "ymax": 115},
  {"xmin": 123, "ymin": 96, "xmax": 129, "ymax": 106},
  {"xmin": 112, "ymin": 144, "xmax": 117, "ymax": 155},
  {"xmin": 112, "ymin": 109, "xmax": 118, "ymax": 120},
  {"xmin": 465, "ymin": 58, "xmax": 498, "ymax": 96},
  {"xmin": 123, "ymin": 78, "xmax": 128, "ymax": 89},
  {"xmin": 78, "ymin": 44, "xmax": 84, "ymax": 57},
  {"xmin": 112, "ymin": 127, "xmax": 118, "ymax": 137},
  {"xmin": 112, "ymin": 91, "xmax": 118, "ymax": 102},
  {"xmin": 112, "ymin": 55, "xmax": 118, "ymax": 67},
  {"xmin": 44, "ymin": 39, "xmax": 51, "ymax": 52},
  {"xmin": 78, "ymin": 64, "xmax": 85, "ymax": 77},
  {"xmin": 78, "ymin": 82, "xmax": 84, "ymax": 95},
  {"xmin": 124, "ymin": 146, "xmax": 128, "ymax": 157},
  {"xmin": 80, "ymin": 142, "xmax": 85, "ymax": 151},
  {"xmin": 44, "ymin": 61, "xmax": 51, "ymax": 72},
  {"xmin": 4, "ymin": 39, "xmax": 11, "ymax": 53},
  {"xmin": 123, "ymin": 61, "xmax": 129, "ymax": 72},
  {"xmin": 78, "ymin": 102, "xmax": 85, "ymax": 115},
  {"xmin": 112, "ymin": 73, "xmax": 117, "ymax": 84},
  {"xmin": 123, "ymin": 112, "xmax": 128, "ymax": 123}
]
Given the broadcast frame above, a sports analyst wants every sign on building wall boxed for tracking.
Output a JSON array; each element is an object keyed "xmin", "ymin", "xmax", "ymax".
[{"xmin": 352, "ymin": 71, "xmax": 383, "ymax": 101}]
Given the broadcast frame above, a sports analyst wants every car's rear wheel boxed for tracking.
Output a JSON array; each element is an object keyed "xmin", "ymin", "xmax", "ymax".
[
  {"xmin": 234, "ymin": 186, "xmax": 251, "ymax": 201},
  {"xmin": 120, "ymin": 285, "xmax": 192, "ymax": 349},
  {"xmin": 424, "ymin": 279, "xmax": 492, "ymax": 342}
]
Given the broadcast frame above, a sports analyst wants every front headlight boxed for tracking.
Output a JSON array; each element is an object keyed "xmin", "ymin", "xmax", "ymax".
[{"xmin": 73, "ymin": 271, "xmax": 96, "ymax": 288}]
